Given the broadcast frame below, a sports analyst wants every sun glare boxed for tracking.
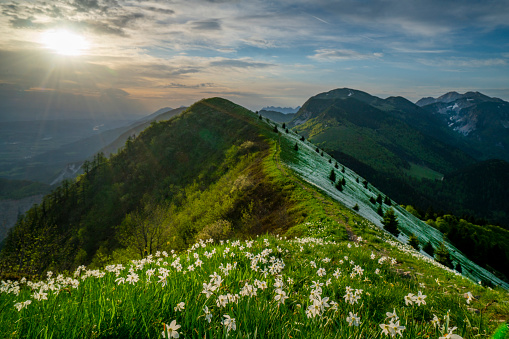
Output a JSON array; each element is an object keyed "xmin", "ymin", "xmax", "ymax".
[{"xmin": 41, "ymin": 30, "xmax": 89, "ymax": 56}]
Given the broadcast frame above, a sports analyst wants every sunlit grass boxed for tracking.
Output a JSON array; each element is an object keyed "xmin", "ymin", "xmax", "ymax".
[{"xmin": 2, "ymin": 223, "xmax": 506, "ymax": 338}]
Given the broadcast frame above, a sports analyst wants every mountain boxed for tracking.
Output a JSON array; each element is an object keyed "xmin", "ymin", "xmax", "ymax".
[
  {"xmin": 258, "ymin": 110, "xmax": 295, "ymax": 123},
  {"xmin": 260, "ymin": 106, "xmax": 300, "ymax": 114},
  {"xmin": 289, "ymin": 88, "xmax": 508, "ymax": 226},
  {"xmin": 1, "ymin": 96, "xmax": 508, "ymax": 287},
  {"xmin": 417, "ymin": 91, "xmax": 509, "ymax": 161},
  {"xmin": 136, "ymin": 106, "xmax": 173, "ymax": 123},
  {"xmin": 1, "ymin": 97, "xmax": 508, "ymax": 338}
]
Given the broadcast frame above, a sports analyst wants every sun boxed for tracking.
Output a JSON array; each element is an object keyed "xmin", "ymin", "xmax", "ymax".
[{"xmin": 41, "ymin": 29, "xmax": 90, "ymax": 56}]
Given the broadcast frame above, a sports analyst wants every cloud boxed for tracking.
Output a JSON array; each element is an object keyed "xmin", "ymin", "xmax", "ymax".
[
  {"xmin": 162, "ymin": 83, "xmax": 215, "ymax": 89},
  {"xmin": 308, "ymin": 0, "xmax": 509, "ymax": 37},
  {"xmin": 209, "ymin": 59, "xmax": 273, "ymax": 68},
  {"xmin": 191, "ymin": 19, "xmax": 222, "ymax": 31},
  {"xmin": 309, "ymin": 49, "xmax": 383, "ymax": 62},
  {"xmin": 144, "ymin": 7, "xmax": 175, "ymax": 15},
  {"xmin": 417, "ymin": 57, "xmax": 508, "ymax": 68}
]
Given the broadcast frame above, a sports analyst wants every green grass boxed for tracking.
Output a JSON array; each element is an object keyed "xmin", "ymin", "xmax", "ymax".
[
  {"xmin": 403, "ymin": 163, "xmax": 444, "ymax": 181},
  {"xmin": 1, "ymin": 227, "xmax": 508, "ymax": 338}
]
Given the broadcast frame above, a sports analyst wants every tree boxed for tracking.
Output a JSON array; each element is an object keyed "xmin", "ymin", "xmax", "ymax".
[
  {"xmin": 435, "ymin": 242, "xmax": 454, "ymax": 268},
  {"xmin": 282, "ymin": 123, "xmax": 286, "ymax": 129},
  {"xmin": 335, "ymin": 181, "xmax": 343, "ymax": 191},
  {"xmin": 335, "ymin": 162, "xmax": 339, "ymax": 169},
  {"xmin": 285, "ymin": 128, "xmax": 289, "ymax": 133},
  {"xmin": 353, "ymin": 203, "xmax": 359, "ymax": 211},
  {"xmin": 294, "ymin": 142, "xmax": 299, "ymax": 151},
  {"xmin": 329, "ymin": 169, "xmax": 336, "ymax": 182},
  {"xmin": 382, "ymin": 208, "xmax": 399, "ymax": 237},
  {"xmin": 273, "ymin": 125, "xmax": 278, "ymax": 133},
  {"xmin": 455, "ymin": 262, "xmax": 462, "ymax": 273},
  {"xmin": 384, "ymin": 196, "xmax": 392, "ymax": 206},
  {"xmin": 408, "ymin": 234, "xmax": 420, "ymax": 251},
  {"xmin": 300, "ymin": 136, "xmax": 305, "ymax": 141},
  {"xmin": 316, "ymin": 147, "xmax": 320, "ymax": 153},
  {"xmin": 376, "ymin": 194, "xmax": 383, "ymax": 204},
  {"xmin": 377, "ymin": 205, "xmax": 383, "ymax": 216},
  {"xmin": 423, "ymin": 241, "xmax": 434, "ymax": 257},
  {"xmin": 116, "ymin": 203, "xmax": 170, "ymax": 259}
]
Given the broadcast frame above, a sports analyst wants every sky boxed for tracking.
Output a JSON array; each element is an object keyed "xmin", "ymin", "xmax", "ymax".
[{"xmin": 0, "ymin": 0, "xmax": 508, "ymax": 120}]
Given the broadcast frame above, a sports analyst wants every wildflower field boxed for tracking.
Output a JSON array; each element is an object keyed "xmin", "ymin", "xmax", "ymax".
[{"xmin": 1, "ymin": 221, "xmax": 508, "ymax": 338}]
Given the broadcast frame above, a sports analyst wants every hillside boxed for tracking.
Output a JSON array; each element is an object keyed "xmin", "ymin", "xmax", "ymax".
[
  {"xmin": 0, "ymin": 99, "xmax": 303, "ymax": 276},
  {"xmin": 289, "ymin": 88, "xmax": 508, "ymax": 227},
  {"xmin": 0, "ymin": 98, "xmax": 508, "ymax": 338}
]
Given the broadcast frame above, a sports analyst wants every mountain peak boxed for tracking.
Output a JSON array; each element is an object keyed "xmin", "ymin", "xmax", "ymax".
[
  {"xmin": 260, "ymin": 106, "xmax": 300, "ymax": 114},
  {"xmin": 416, "ymin": 91, "xmax": 501, "ymax": 107}
]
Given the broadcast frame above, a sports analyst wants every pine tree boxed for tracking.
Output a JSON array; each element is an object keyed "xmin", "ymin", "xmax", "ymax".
[
  {"xmin": 423, "ymin": 241, "xmax": 434, "ymax": 257},
  {"xmin": 353, "ymin": 203, "xmax": 359, "ymax": 211},
  {"xmin": 382, "ymin": 208, "xmax": 399, "ymax": 236},
  {"xmin": 408, "ymin": 234, "xmax": 420, "ymax": 251},
  {"xmin": 282, "ymin": 123, "xmax": 286, "ymax": 129},
  {"xmin": 285, "ymin": 128, "xmax": 289, "ymax": 133},
  {"xmin": 316, "ymin": 147, "xmax": 320, "ymax": 153},
  {"xmin": 300, "ymin": 136, "xmax": 305, "ymax": 141},
  {"xmin": 329, "ymin": 169, "xmax": 336, "ymax": 182},
  {"xmin": 335, "ymin": 162, "xmax": 339, "ymax": 169},
  {"xmin": 384, "ymin": 196, "xmax": 392, "ymax": 206},
  {"xmin": 369, "ymin": 197, "xmax": 376, "ymax": 204},
  {"xmin": 335, "ymin": 181, "xmax": 343, "ymax": 191},
  {"xmin": 376, "ymin": 194, "xmax": 383, "ymax": 204},
  {"xmin": 377, "ymin": 205, "xmax": 383, "ymax": 216},
  {"xmin": 435, "ymin": 242, "xmax": 454, "ymax": 268},
  {"xmin": 455, "ymin": 262, "xmax": 462, "ymax": 273},
  {"xmin": 341, "ymin": 166, "xmax": 345, "ymax": 173},
  {"xmin": 294, "ymin": 142, "xmax": 299, "ymax": 151}
]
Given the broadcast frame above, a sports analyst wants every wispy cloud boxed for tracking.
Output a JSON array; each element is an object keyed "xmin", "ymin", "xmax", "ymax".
[
  {"xmin": 209, "ymin": 58, "xmax": 274, "ymax": 69},
  {"xmin": 309, "ymin": 49, "xmax": 383, "ymax": 62},
  {"xmin": 417, "ymin": 57, "xmax": 508, "ymax": 68}
]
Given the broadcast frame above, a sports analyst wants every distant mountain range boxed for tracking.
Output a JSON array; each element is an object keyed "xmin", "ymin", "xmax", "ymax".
[
  {"xmin": 289, "ymin": 88, "xmax": 509, "ymax": 226},
  {"xmin": 260, "ymin": 106, "xmax": 301, "ymax": 114}
]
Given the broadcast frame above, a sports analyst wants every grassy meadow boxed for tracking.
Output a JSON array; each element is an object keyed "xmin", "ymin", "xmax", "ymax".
[{"xmin": 1, "ymin": 221, "xmax": 508, "ymax": 338}]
